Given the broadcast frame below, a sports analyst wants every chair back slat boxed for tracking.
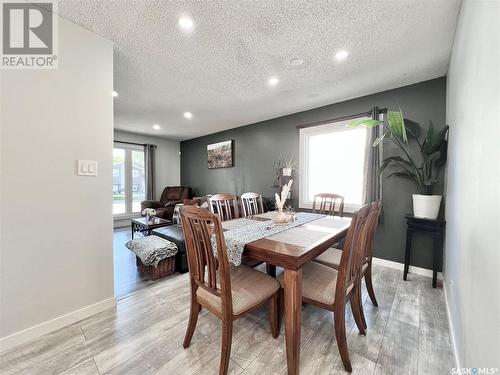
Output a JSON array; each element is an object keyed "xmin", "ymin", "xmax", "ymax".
[
  {"xmin": 180, "ymin": 205, "xmax": 232, "ymax": 313},
  {"xmin": 335, "ymin": 204, "xmax": 371, "ymax": 302},
  {"xmin": 208, "ymin": 194, "xmax": 240, "ymax": 221},
  {"xmin": 362, "ymin": 201, "xmax": 382, "ymax": 264},
  {"xmin": 241, "ymin": 192, "xmax": 264, "ymax": 217},
  {"xmin": 312, "ymin": 193, "xmax": 345, "ymax": 217},
  {"xmin": 200, "ymin": 220, "xmax": 218, "ymax": 289}
]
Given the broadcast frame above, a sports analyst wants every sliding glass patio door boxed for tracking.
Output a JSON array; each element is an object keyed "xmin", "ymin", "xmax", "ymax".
[{"xmin": 113, "ymin": 144, "xmax": 145, "ymax": 217}]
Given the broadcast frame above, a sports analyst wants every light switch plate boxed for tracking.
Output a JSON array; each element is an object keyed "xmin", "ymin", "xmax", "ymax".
[{"xmin": 77, "ymin": 160, "xmax": 98, "ymax": 176}]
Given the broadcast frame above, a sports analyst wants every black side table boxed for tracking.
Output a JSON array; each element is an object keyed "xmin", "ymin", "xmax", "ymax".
[{"xmin": 403, "ymin": 214, "xmax": 446, "ymax": 288}]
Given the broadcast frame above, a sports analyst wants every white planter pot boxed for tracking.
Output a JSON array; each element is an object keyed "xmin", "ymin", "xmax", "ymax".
[
  {"xmin": 282, "ymin": 168, "xmax": 292, "ymax": 177},
  {"xmin": 412, "ymin": 194, "xmax": 442, "ymax": 219}
]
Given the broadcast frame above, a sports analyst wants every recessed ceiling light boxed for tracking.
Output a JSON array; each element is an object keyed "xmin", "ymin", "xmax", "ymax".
[
  {"xmin": 112, "ymin": 91, "xmax": 118, "ymax": 97},
  {"xmin": 183, "ymin": 112, "xmax": 193, "ymax": 119},
  {"xmin": 335, "ymin": 50, "xmax": 349, "ymax": 60},
  {"xmin": 152, "ymin": 124, "xmax": 161, "ymax": 130},
  {"xmin": 268, "ymin": 77, "xmax": 279, "ymax": 87},
  {"xmin": 288, "ymin": 57, "xmax": 304, "ymax": 67},
  {"xmin": 178, "ymin": 16, "xmax": 194, "ymax": 29}
]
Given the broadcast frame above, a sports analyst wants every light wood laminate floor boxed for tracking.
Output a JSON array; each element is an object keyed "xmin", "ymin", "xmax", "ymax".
[
  {"xmin": 113, "ymin": 228, "xmax": 156, "ymax": 299},
  {"xmin": 0, "ymin": 264, "xmax": 454, "ymax": 375}
]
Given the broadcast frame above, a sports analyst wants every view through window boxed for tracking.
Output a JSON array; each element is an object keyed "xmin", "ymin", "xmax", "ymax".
[
  {"xmin": 113, "ymin": 145, "xmax": 145, "ymax": 216},
  {"xmin": 113, "ymin": 148, "xmax": 126, "ymax": 214},
  {"xmin": 299, "ymin": 117, "xmax": 370, "ymax": 212}
]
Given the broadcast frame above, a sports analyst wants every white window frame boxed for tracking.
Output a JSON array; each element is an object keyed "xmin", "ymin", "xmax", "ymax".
[
  {"xmin": 299, "ymin": 116, "xmax": 371, "ymax": 213},
  {"xmin": 113, "ymin": 143, "xmax": 145, "ymax": 219}
]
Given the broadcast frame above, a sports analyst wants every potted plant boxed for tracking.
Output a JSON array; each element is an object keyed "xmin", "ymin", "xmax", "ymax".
[
  {"xmin": 350, "ymin": 110, "xmax": 449, "ymax": 219},
  {"xmin": 281, "ymin": 153, "xmax": 297, "ymax": 177}
]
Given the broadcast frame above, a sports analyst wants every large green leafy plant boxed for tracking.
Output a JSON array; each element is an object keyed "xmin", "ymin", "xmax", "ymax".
[{"xmin": 350, "ymin": 110, "xmax": 449, "ymax": 195}]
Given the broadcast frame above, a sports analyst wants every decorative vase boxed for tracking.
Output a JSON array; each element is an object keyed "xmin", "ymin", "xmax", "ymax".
[
  {"xmin": 412, "ymin": 194, "xmax": 442, "ymax": 219},
  {"xmin": 272, "ymin": 209, "xmax": 290, "ymax": 225},
  {"xmin": 146, "ymin": 214, "xmax": 153, "ymax": 223}
]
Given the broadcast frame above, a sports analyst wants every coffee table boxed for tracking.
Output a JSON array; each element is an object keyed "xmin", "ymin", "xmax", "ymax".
[{"xmin": 131, "ymin": 217, "xmax": 172, "ymax": 239}]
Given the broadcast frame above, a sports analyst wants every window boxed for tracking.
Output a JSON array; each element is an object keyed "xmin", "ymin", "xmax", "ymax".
[
  {"xmin": 113, "ymin": 144, "xmax": 145, "ymax": 216},
  {"xmin": 299, "ymin": 116, "xmax": 370, "ymax": 212}
]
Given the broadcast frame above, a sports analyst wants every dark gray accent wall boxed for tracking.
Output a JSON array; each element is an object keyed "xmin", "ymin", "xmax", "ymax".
[{"xmin": 181, "ymin": 77, "xmax": 447, "ymax": 270}]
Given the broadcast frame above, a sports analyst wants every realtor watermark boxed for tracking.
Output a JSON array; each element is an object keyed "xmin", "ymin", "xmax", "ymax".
[
  {"xmin": 1, "ymin": 0, "xmax": 58, "ymax": 69},
  {"xmin": 451, "ymin": 368, "xmax": 499, "ymax": 375}
]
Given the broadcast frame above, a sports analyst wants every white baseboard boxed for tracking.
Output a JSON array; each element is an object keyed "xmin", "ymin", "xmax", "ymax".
[
  {"xmin": 372, "ymin": 256, "xmax": 444, "ymax": 280},
  {"xmin": 0, "ymin": 297, "xmax": 116, "ymax": 353},
  {"xmin": 444, "ymin": 283, "xmax": 461, "ymax": 370}
]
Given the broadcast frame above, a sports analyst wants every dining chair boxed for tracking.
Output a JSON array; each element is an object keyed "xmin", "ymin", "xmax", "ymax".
[
  {"xmin": 180, "ymin": 205, "xmax": 280, "ymax": 375},
  {"xmin": 241, "ymin": 192, "xmax": 276, "ymax": 270},
  {"xmin": 240, "ymin": 192, "xmax": 265, "ymax": 217},
  {"xmin": 312, "ymin": 193, "xmax": 345, "ymax": 217},
  {"xmin": 314, "ymin": 201, "xmax": 382, "ymax": 323},
  {"xmin": 210, "ymin": 193, "xmax": 263, "ymax": 268},
  {"xmin": 277, "ymin": 205, "xmax": 372, "ymax": 372},
  {"xmin": 208, "ymin": 193, "xmax": 240, "ymax": 221}
]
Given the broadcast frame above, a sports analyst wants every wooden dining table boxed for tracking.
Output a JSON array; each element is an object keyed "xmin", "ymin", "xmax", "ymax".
[{"xmin": 232, "ymin": 213, "xmax": 351, "ymax": 375}]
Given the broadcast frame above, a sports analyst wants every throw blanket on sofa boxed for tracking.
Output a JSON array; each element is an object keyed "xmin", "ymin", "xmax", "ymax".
[{"xmin": 126, "ymin": 235, "xmax": 178, "ymax": 267}]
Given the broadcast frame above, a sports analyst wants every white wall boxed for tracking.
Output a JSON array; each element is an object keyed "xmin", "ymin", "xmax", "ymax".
[
  {"xmin": 113, "ymin": 130, "xmax": 180, "ymax": 200},
  {"xmin": 0, "ymin": 18, "xmax": 114, "ymax": 350},
  {"xmin": 445, "ymin": 0, "xmax": 500, "ymax": 368}
]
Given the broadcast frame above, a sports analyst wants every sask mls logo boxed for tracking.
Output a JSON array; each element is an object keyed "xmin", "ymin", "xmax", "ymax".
[{"xmin": 1, "ymin": 0, "xmax": 58, "ymax": 69}]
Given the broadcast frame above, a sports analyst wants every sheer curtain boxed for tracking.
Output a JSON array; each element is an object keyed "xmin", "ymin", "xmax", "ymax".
[{"xmin": 144, "ymin": 144, "xmax": 156, "ymax": 200}]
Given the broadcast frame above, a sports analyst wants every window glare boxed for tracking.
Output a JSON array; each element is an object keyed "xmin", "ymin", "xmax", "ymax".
[{"xmin": 308, "ymin": 127, "xmax": 367, "ymax": 205}]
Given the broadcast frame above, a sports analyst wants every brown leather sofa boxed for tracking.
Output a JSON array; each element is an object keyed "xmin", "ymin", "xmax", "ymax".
[{"xmin": 140, "ymin": 186, "xmax": 192, "ymax": 221}]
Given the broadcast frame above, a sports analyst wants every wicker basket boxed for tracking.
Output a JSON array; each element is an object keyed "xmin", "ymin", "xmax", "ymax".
[{"xmin": 136, "ymin": 256, "xmax": 175, "ymax": 280}]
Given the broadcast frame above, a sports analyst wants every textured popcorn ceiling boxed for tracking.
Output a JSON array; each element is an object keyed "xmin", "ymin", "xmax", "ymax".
[{"xmin": 56, "ymin": 0, "xmax": 461, "ymax": 140}]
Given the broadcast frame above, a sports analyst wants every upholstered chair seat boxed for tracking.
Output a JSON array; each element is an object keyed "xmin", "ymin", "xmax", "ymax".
[
  {"xmin": 277, "ymin": 262, "xmax": 339, "ymax": 306},
  {"xmin": 315, "ymin": 249, "xmax": 369, "ymax": 273},
  {"xmin": 197, "ymin": 265, "xmax": 280, "ymax": 315},
  {"xmin": 315, "ymin": 248, "xmax": 343, "ymax": 269}
]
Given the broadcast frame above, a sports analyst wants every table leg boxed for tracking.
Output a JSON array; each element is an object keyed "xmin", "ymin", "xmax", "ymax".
[
  {"xmin": 284, "ymin": 268, "xmax": 302, "ymax": 375},
  {"xmin": 403, "ymin": 229, "xmax": 412, "ymax": 281},
  {"xmin": 131, "ymin": 222, "xmax": 135, "ymax": 239}
]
